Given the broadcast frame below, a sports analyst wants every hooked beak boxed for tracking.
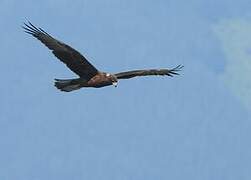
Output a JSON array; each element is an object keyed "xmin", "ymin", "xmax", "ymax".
[{"xmin": 112, "ymin": 82, "xmax": 118, "ymax": 87}]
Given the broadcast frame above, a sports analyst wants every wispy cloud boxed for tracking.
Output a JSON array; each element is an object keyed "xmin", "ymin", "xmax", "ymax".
[{"xmin": 213, "ymin": 18, "xmax": 251, "ymax": 110}]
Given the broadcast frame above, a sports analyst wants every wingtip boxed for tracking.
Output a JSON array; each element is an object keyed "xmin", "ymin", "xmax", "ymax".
[
  {"xmin": 175, "ymin": 64, "xmax": 184, "ymax": 70},
  {"xmin": 172, "ymin": 64, "xmax": 184, "ymax": 72},
  {"xmin": 167, "ymin": 64, "xmax": 184, "ymax": 76}
]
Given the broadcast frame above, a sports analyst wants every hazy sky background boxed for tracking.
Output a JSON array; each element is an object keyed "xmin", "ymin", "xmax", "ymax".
[{"xmin": 1, "ymin": 0, "xmax": 251, "ymax": 179}]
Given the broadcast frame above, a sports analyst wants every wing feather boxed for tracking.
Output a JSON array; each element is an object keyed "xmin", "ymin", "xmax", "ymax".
[
  {"xmin": 115, "ymin": 65, "xmax": 183, "ymax": 79},
  {"xmin": 22, "ymin": 21, "xmax": 98, "ymax": 80}
]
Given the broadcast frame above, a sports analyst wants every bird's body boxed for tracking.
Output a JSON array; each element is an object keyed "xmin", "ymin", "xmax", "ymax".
[
  {"xmin": 54, "ymin": 73, "xmax": 117, "ymax": 91},
  {"xmin": 87, "ymin": 73, "xmax": 118, "ymax": 88},
  {"xmin": 23, "ymin": 22, "xmax": 183, "ymax": 92}
]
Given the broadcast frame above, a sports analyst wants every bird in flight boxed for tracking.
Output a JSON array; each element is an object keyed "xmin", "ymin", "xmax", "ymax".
[{"xmin": 23, "ymin": 22, "xmax": 183, "ymax": 92}]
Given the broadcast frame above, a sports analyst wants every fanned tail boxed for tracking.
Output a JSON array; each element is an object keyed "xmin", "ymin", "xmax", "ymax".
[{"xmin": 54, "ymin": 78, "xmax": 82, "ymax": 92}]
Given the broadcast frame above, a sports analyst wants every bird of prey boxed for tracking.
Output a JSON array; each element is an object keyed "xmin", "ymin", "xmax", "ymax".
[{"xmin": 23, "ymin": 22, "xmax": 183, "ymax": 92}]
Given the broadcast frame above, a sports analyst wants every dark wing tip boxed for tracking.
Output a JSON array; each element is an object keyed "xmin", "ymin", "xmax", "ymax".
[
  {"xmin": 168, "ymin": 64, "xmax": 184, "ymax": 76},
  {"xmin": 22, "ymin": 21, "xmax": 38, "ymax": 34},
  {"xmin": 172, "ymin": 64, "xmax": 184, "ymax": 71},
  {"xmin": 22, "ymin": 21, "xmax": 50, "ymax": 37}
]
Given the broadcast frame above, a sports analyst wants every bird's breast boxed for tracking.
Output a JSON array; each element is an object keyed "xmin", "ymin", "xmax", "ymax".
[{"xmin": 87, "ymin": 74, "xmax": 112, "ymax": 88}]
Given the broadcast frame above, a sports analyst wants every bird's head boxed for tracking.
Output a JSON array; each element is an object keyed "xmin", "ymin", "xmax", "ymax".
[{"xmin": 106, "ymin": 73, "xmax": 118, "ymax": 87}]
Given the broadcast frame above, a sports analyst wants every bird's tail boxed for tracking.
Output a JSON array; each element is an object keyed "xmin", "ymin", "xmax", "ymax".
[{"xmin": 54, "ymin": 78, "xmax": 82, "ymax": 92}]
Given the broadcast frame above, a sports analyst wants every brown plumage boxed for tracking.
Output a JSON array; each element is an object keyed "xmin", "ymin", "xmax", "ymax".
[{"xmin": 23, "ymin": 21, "xmax": 183, "ymax": 92}]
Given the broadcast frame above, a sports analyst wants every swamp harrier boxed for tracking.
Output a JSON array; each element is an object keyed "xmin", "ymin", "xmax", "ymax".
[{"xmin": 23, "ymin": 22, "xmax": 183, "ymax": 92}]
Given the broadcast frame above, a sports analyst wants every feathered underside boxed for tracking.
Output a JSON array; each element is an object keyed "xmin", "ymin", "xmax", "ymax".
[{"xmin": 114, "ymin": 65, "xmax": 183, "ymax": 79}]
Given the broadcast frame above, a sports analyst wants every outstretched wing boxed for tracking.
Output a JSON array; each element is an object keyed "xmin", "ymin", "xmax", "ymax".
[
  {"xmin": 22, "ymin": 21, "xmax": 98, "ymax": 80},
  {"xmin": 115, "ymin": 65, "xmax": 183, "ymax": 79}
]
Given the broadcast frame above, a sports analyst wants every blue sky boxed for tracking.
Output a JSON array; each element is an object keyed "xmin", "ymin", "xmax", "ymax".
[{"xmin": 1, "ymin": 0, "xmax": 251, "ymax": 179}]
